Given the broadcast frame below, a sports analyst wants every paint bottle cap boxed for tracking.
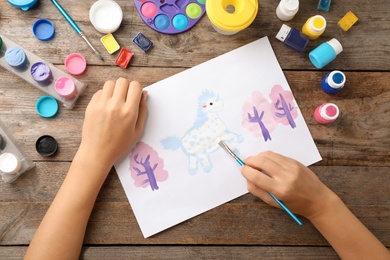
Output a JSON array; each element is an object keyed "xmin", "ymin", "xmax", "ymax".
[
  {"xmin": 7, "ymin": 0, "xmax": 38, "ymax": 11},
  {"xmin": 0, "ymin": 153, "xmax": 22, "ymax": 174},
  {"xmin": 0, "ymin": 134, "xmax": 7, "ymax": 150},
  {"xmin": 276, "ymin": 0, "xmax": 299, "ymax": 21},
  {"xmin": 32, "ymin": 19, "xmax": 55, "ymax": 41},
  {"xmin": 327, "ymin": 38, "xmax": 343, "ymax": 55},
  {"xmin": 55, "ymin": 76, "xmax": 78, "ymax": 99},
  {"xmin": 89, "ymin": 0, "xmax": 123, "ymax": 34},
  {"xmin": 36, "ymin": 135, "xmax": 58, "ymax": 157},
  {"xmin": 30, "ymin": 62, "xmax": 52, "ymax": 84},
  {"xmin": 308, "ymin": 15, "xmax": 326, "ymax": 33},
  {"xmin": 320, "ymin": 103, "xmax": 339, "ymax": 120},
  {"xmin": 328, "ymin": 70, "xmax": 346, "ymax": 88},
  {"xmin": 36, "ymin": 96, "xmax": 59, "ymax": 118},
  {"xmin": 275, "ymin": 24, "xmax": 292, "ymax": 43},
  {"xmin": 65, "ymin": 53, "xmax": 87, "ymax": 75}
]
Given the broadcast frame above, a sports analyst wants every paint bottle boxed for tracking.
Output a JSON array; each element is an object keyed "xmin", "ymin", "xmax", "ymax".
[
  {"xmin": 0, "ymin": 153, "xmax": 22, "ymax": 175},
  {"xmin": 321, "ymin": 70, "xmax": 346, "ymax": 94},
  {"xmin": 309, "ymin": 38, "xmax": 343, "ymax": 69},
  {"xmin": 301, "ymin": 15, "xmax": 326, "ymax": 40},
  {"xmin": 30, "ymin": 62, "xmax": 53, "ymax": 84},
  {"xmin": 276, "ymin": 0, "xmax": 299, "ymax": 22},
  {"xmin": 5, "ymin": 47, "xmax": 28, "ymax": 69},
  {"xmin": 314, "ymin": 102, "xmax": 339, "ymax": 124},
  {"xmin": 55, "ymin": 76, "xmax": 78, "ymax": 99},
  {"xmin": 206, "ymin": 0, "xmax": 258, "ymax": 35},
  {"xmin": 276, "ymin": 24, "xmax": 309, "ymax": 52},
  {"xmin": 317, "ymin": 0, "xmax": 331, "ymax": 11}
]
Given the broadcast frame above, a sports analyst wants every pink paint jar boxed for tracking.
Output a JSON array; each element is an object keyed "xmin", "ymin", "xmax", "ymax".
[
  {"xmin": 55, "ymin": 76, "xmax": 77, "ymax": 99},
  {"xmin": 314, "ymin": 102, "xmax": 339, "ymax": 124}
]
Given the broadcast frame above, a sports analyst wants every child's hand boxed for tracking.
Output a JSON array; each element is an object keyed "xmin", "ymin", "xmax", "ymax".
[
  {"xmin": 241, "ymin": 151, "xmax": 336, "ymax": 220},
  {"xmin": 79, "ymin": 78, "xmax": 148, "ymax": 169}
]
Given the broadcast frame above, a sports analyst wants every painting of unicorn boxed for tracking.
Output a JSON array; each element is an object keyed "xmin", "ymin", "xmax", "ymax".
[{"xmin": 161, "ymin": 90, "xmax": 243, "ymax": 175}]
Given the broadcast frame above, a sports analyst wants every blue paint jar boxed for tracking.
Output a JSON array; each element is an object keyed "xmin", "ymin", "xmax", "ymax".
[
  {"xmin": 5, "ymin": 47, "xmax": 28, "ymax": 69},
  {"xmin": 309, "ymin": 38, "xmax": 343, "ymax": 69},
  {"xmin": 321, "ymin": 70, "xmax": 346, "ymax": 94},
  {"xmin": 276, "ymin": 24, "xmax": 309, "ymax": 52}
]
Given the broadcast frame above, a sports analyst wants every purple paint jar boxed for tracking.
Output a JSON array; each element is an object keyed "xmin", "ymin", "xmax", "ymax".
[{"xmin": 30, "ymin": 62, "xmax": 52, "ymax": 84}]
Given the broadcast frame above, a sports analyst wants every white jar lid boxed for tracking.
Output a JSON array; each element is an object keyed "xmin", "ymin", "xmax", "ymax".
[{"xmin": 89, "ymin": 0, "xmax": 123, "ymax": 34}]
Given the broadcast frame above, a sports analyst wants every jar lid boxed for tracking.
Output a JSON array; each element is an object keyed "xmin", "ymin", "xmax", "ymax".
[
  {"xmin": 36, "ymin": 135, "xmax": 58, "ymax": 157},
  {"xmin": 89, "ymin": 0, "xmax": 123, "ymax": 34},
  {"xmin": 65, "ymin": 53, "xmax": 87, "ymax": 75},
  {"xmin": 7, "ymin": 0, "xmax": 38, "ymax": 11},
  {"xmin": 32, "ymin": 19, "xmax": 55, "ymax": 41},
  {"xmin": 36, "ymin": 96, "xmax": 59, "ymax": 118}
]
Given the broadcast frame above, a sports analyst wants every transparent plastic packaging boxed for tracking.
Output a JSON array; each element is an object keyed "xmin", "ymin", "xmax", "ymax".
[
  {"xmin": 0, "ymin": 33, "xmax": 87, "ymax": 109},
  {"xmin": 0, "ymin": 120, "xmax": 34, "ymax": 183}
]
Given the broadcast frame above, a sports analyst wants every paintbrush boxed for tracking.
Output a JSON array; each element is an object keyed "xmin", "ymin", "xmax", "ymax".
[
  {"xmin": 218, "ymin": 140, "xmax": 303, "ymax": 226},
  {"xmin": 50, "ymin": 0, "xmax": 104, "ymax": 62}
]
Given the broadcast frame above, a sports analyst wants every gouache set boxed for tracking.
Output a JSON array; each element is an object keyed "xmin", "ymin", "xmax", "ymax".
[{"xmin": 115, "ymin": 37, "xmax": 322, "ymax": 237}]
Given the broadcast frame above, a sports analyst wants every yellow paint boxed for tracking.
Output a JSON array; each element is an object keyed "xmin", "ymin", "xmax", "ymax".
[
  {"xmin": 338, "ymin": 11, "xmax": 359, "ymax": 31},
  {"xmin": 100, "ymin": 33, "xmax": 120, "ymax": 54},
  {"xmin": 313, "ymin": 17, "xmax": 325, "ymax": 29},
  {"xmin": 206, "ymin": 0, "xmax": 258, "ymax": 34},
  {"xmin": 302, "ymin": 15, "xmax": 326, "ymax": 40}
]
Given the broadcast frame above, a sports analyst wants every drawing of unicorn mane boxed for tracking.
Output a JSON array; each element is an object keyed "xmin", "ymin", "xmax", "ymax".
[{"xmin": 195, "ymin": 90, "xmax": 219, "ymax": 125}]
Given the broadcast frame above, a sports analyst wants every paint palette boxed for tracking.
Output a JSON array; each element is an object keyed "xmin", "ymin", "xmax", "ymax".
[
  {"xmin": 134, "ymin": 0, "xmax": 206, "ymax": 34},
  {"xmin": 0, "ymin": 120, "xmax": 34, "ymax": 183},
  {"xmin": 0, "ymin": 34, "xmax": 87, "ymax": 109}
]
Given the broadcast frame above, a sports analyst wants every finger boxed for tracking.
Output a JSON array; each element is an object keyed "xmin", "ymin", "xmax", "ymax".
[
  {"xmin": 247, "ymin": 182, "xmax": 279, "ymax": 208},
  {"xmin": 101, "ymin": 80, "xmax": 115, "ymax": 99},
  {"xmin": 241, "ymin": 165, "xmax": 275, "ymax": 191},
  {"xmin": 112, "ymin": 78, "xmax": 130, "ymax": 102},
  {"xmin": 245, "ymin": 154, "xmax": 284, "ymax": 179},
  {"xmin": 260, "ymin": 151, "xmax": 298, "ymax": 170},
  {"xmin": 134, "ymin": 91, "xmax": 148, "ymax": 136},
  {"xmin": 125, "ymin": 81, "xmax": 144, "ymax": 109}
]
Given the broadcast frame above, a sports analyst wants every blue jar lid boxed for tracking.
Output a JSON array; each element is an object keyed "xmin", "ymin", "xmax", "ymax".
[
  {"xmin": 32, "ymin": 19, "xmax": 55, "ymax": 41},
  {"xmin": 36, "ymin": 96, "xmax": 59, "ymax": 118},
  {"xmin": 8, "ymin": 0, "xmax": 38, "ymax": 11}
]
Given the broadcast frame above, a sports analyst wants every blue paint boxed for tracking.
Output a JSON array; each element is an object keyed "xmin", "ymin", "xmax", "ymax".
[
  {"xmin": 276, "ymin": 24, "xmax": 309, "ymax": 53},
  {"xmin": 309, "ymin": 38, "xmax": 343, "ymax": 69},
  {"xmin": 321, "ymin": 70, "xmax": 345, "ymax": 94},
  {"xmin": 155, "ymin": 14, "xmax": 170, "ymax": 31},
  {"xmin": 317, "ymin": 0, "xmax": 331, "ymax": 11},
  {"xmin": 132, "ymin": 32, "xmax": 153, "ymax": 52},
  {"xmin": 5, "ymin": 47, "xmax": 28, "ymax": 69},
  {"xmin": 172, "ymin": 14, "xmax": 189, "ymax": 31}
]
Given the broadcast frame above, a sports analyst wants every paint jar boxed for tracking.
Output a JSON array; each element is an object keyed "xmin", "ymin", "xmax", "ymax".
[
  {"xmin": 206, "ymin": 0, "xmax": 258, "ymax": 35},
  {"xmin": 36, "ymin": 135, "xmax": 58, "ymax": 157},
  {"xmin": 5, "ymin": 47, "xmax": 28, "ymax": 69},
  {"xmin": 302, "ymin": 15, "xmax": 326, "ymax": 40},
  {"xmin": 321, "ymin": 70, "xmax": 346, "ymax": 94},
  {"xmin": 30, "ymin": 62, "xmax": 53, "ymax": 85},
  {"xmin": 55, "ymin": 76, "xmax": 78, "ymax": 99},
  {"xmin": 0, "ymin": 134, "xmax": 6, "ymax": 150},
  {"xmin": 309, "ymin": 38, "xmax": 342, "ymax": 69},
  {"xmin": 0, "ymin": 153, "xmax": 22, "ymax": 175},
  {"xmin": 276, "ymin": 24, "xmax": 309, "ymax": 52},
  {"xmin": 314, "ymin": 102, "xmax": 339, "ymax": 124},
  {"xmin": 276, "ymin": 0, "xmax": 299, "ymax": 22},
  {"xmin": 89, "ymin": 0, "xmax": 123, "ymax": 34}
]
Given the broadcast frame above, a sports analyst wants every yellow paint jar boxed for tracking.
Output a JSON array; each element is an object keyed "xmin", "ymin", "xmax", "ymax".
[
  {"xmin": 206, "ymin": 0, "xmax": 258, "ymax": 35},
  {"xmin": 302, "ymin": 15, "xmax": 326, "ymax": 40},
  {"xmin": 100, "ymin": 33, "xmax": 120, "ymax": 54}
]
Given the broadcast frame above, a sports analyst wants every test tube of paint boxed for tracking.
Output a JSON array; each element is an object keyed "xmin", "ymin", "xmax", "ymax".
[
  {"xmin": 314, "ymin": 102, "xmax": 339, "ymax": 124},
  {"xmin": 30, "ymin": 62, "xmax": 53, "ymax": 85},
  {"xmin": 321, "ymin": 70, "xmax": 346, "ymax": 94},
  {"xmin": 5, "ymin": 47, "xmax": 29, "ymax": 70}
]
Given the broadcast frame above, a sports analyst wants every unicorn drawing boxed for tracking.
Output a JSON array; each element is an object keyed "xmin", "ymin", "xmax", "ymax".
[{"xmin": 161, "ymin": 90, "xmax": 243, "ymax": 175}]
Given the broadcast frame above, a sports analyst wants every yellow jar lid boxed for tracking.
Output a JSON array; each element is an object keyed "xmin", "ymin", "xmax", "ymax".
[{"xmin": 206, "ymin": 0, "xmax": 258, "ymax": 32}]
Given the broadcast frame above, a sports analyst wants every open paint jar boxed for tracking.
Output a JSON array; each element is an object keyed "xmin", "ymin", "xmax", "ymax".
[
  {"xmin": 5, "ymin": 47, "xmax": 28, "ymax": 69},
  {"xmin": 30, "ymin": 62, "xmax": 53, "ymax": 84},
  {"xmin": 89, "ymin": 0, "xmax": 123, "ymax": 34}
]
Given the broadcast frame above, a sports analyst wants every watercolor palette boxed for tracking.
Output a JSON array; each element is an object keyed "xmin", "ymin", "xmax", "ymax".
[
  {"xmin": 0, "ymin": 34, "xmax": 87, "ymax": 109},
  {"xmin": 134, "ymin": 0, "xmax": 206, "ymax": 34},
  {"xmin": 0, "ymin": 120, "xmax": 34, "ymax": 183}
]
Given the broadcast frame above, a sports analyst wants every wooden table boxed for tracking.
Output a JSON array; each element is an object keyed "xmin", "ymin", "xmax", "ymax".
[{"xmin": 1, "ymin": 1, "xmax": 389, "ymax": 258}]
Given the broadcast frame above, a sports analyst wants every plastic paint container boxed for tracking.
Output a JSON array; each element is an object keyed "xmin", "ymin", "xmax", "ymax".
[
  {"xmin": 36, "ymin": 135, "xmax": 58, "ymax": 157},
  {"xmin": 89, "ymin": 0, "xmax": 123, "ymax": 34},
  {"xmin": 276, "ymin": 24, "xmax": 308, "ymax": 52},
  {"xmin": 55, "ymin": 76, "xmax": 77, "ymax": 99},
  {"xmin": 0, "ymin": 153, "xmax": 22, "ymax": 174},
  {"xmin": 30, "ymin": 62, "xmax": 52, "ymax": 84},
  {"xmin": 115, "ymin": 47, "xmax": 133, "ymax": 68},
  {"xmin": 206, "ymin": 0, "xmax": 258, "ymax": 35},
  {"xmin": 5, "ymin": 47, "xmax": 28, "ymax": 69},
  {"xmin": 7, "ymin": 0, "xmax": 38, "ymax": 11},
  {"xmin": 36, "ymin": 96, "xmax": 59, "ymax": 118},
  {"xmin": 276, "ymin": 0, "xmax": 299, "ymax": 22},
  {"xmin": 100, "ymin": 33, "xmax": 120, "ymax": 54},
  {"xmin": 321, "ymin": 70, "xmax": 346, "ymax": 94},
  {"xmin": 314, "ymin": 102, "xmax": 339, "ymax": 124},
  {"xmin": 32, "ymin": 19, "xmax": 55, "ymax": 41},
  {"xmin": 302, "ymin": 15, "xmax": 326, "ymax": 40},
  {"xmin": 132, "ymin": 32, "xmax": 153, "ymax": 52},
  {"xmin": 0, "ymin": 134, "xmax": 6, "ymax": 150},
  {"xmin": 309, "ymin": 38, "xmax": 343, "ymax": 69},
  {"xmin": 65, "ymin": 53, "xmax": 87, "ymax": 75}
]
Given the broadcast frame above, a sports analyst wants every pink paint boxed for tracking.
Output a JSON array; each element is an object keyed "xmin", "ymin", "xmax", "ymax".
[
  {"xmin": 65, "ymin": 53, "xmax": 87, "ymax": 75},
  {"xmin": 314, "ymin": 102, "xmax": 339, "ymax": 124},
  {"xmin": 55, "ymin": 76, "xmax": 77, "ymax": 99}
]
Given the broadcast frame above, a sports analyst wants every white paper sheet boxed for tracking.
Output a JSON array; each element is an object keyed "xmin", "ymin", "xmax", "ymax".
[{"xmin": 114, "ymin": 37, "xmax": 322, "ymax": 238}]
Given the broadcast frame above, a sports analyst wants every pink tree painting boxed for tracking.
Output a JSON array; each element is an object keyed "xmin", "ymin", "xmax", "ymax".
[
  {"xmin": 242, "ymin": 91, "xmax": 277, "ymax": 141},
  {"xmin": 129, "ymin": 142, "xmax": 168, "ymax": 191},
  {"xmin": 270, "ymin": 85, "xmax": 298, "ymax": 129}
]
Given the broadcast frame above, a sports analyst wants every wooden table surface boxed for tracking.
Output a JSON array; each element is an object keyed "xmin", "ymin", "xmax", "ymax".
[{"xmin": 1, "ymin": 0, "xmax": 389, "ymax": 259}]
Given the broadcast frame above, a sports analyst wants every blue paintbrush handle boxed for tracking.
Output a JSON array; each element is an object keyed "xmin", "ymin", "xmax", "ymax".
[{"xmin": 51, "ymin": 0, "xmax": 82, "ymax": 34}]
